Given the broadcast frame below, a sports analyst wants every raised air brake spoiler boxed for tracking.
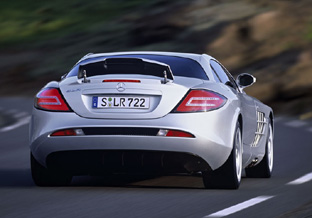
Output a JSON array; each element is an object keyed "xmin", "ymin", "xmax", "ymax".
[{"xmin": 78, "ymin": 58, "xmax": 174, "ymax": 84}]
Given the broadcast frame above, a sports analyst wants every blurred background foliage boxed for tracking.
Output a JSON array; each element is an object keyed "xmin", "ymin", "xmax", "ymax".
[{"xmin": 0, "ymin": 0, "xmax": 312, "ymax": 115}]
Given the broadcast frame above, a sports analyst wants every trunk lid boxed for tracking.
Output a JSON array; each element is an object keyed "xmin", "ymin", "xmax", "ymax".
[{"xmin": 59, "ymin": 58, "xmax": 204, "ymax": 119}]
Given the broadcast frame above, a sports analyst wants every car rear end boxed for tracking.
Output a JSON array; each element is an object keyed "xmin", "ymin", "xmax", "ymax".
[{"xmin": 30, "ymin": 53, "xmax": 237, "ymax": 176}]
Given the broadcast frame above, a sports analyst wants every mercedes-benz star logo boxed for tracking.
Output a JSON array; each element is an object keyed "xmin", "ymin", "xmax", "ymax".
[{"xmin": 116, "ymin": 82, "xmax": 126, "ymax": 92}]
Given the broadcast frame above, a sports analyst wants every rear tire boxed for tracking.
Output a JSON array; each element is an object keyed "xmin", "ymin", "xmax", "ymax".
[
  {"xmin": 245, "ymin": 120, "xmax": 273, "ymax": 178},
  {"xmin": 202, "ymin": 122, "xmax": 242, "ymax": 189},
  {"xmin": 31, "ymin": 153, "xmax": 72, "ymax": 186}
]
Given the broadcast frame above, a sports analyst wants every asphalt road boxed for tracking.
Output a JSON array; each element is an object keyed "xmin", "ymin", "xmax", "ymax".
[{"xmin": 0, "ymin": 97, "xmax": 312, "ymax": 218}]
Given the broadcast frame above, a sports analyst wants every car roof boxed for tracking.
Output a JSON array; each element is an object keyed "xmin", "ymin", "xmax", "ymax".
[{"xmin": 78, "ymin": 51, "xmax": 213, "ymax": 65}]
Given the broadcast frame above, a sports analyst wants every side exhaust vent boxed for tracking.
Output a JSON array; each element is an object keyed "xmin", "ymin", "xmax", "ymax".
[{"xmin": 252, "ymin": 111, "xmax": 267, "ymax": 147}]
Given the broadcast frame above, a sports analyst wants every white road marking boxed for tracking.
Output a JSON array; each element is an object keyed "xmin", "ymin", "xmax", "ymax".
[
  {"xmin": 287, "ymin": 172, "xmax": 312, "ymax": 185},
  {"xmin": 204, "ymin": 196, "xmax": 274, "ymax": 217},
  {"xmin": 0, "ymin": 115, "xmax": 31, "ymax": 133},
  {"xmin": 285, "ymin": 120, "xmax": 307, "ymax": 128},
  {"xmin": 13, "ymin": 111, "xmax": 29, "ymax": 118},
  {"xmin": 307, "ymin": 127, "xmax": 312, "ymax": 132}
]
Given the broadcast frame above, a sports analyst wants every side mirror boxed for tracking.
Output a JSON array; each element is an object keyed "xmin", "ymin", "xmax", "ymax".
[{"xmin": 236, "ymin": 73, "xmax": 256, "ymax": 90}]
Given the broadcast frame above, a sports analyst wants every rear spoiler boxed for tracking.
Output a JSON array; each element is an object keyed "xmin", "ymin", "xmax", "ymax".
[{"xmin": 78, "ymin": 58, "xmax": 174, "ymax": 84}]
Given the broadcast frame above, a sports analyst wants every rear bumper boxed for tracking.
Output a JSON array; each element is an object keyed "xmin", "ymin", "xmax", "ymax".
[{"xmin": 30, "ymin": 103, "xmax": 239, "ymax": 171}]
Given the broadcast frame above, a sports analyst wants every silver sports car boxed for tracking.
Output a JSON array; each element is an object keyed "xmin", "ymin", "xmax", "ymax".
[{"xmin": 30, "ymin": 51, "xmax": 274, "ymax": 189}]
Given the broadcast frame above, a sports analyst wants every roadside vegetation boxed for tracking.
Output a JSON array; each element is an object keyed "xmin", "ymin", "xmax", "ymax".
[{"xmin": 1, "ymin": 0, "xmax": 312, "ymax": 115}]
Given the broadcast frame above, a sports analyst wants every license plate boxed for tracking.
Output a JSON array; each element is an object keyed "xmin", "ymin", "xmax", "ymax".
[{"xmin": 92, "ymin": 96, "xmax": 150, "ymax": 109}]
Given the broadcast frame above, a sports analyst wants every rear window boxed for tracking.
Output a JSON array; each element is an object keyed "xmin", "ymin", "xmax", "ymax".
[{"xmin": 66, "ymin": 54, "xmax": 208, "ymax": 80}]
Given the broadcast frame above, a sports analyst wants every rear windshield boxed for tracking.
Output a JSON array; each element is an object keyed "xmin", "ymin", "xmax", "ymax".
[{"xmin": 66, "ymin": 54, "xmax": 208, "ymax": 80}]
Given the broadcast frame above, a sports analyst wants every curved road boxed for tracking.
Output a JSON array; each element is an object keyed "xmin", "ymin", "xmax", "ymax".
[{"xmin": 0, "ymin": 97, "xmax": 312, "ymax": 218}]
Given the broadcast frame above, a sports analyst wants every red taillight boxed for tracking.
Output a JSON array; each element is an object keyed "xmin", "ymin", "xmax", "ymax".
[
  {"xmin": 157, "ymin": 129, "xmax": 194, "ymax": 138},
  {"xmin": 103, "ymin": 79, "xmax": 141, "ymax": 83},
  {"xmin": 35, "ymin": 88, "xmax": 71, "ymax": 111},
  {"xmin": 51, "ymin": 129, "xmax": 76, "ymax": 136},
  {"xmin": 174, "ymin": 90, "xmax": 227, "ymax": 112},
  {"xmin": 50, "ymin": 128, "xmax": 84, "ymax": 136},
  {"xmin": 166, "ymin": 130, "xmax": 194, "ymax": 138}
]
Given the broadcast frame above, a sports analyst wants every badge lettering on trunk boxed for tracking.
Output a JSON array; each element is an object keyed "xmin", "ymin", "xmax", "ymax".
[{"xmin": 116, "ymin": 83, "xmax": 126, "ymax": 92}]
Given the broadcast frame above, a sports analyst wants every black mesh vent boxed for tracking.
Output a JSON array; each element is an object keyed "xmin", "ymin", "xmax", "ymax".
[
  {"xmin": 82, "ymin": 127, "xmax": 159, "ymax": 136},
  {"xmin": 46, "ymin": 150, "xmax": 211, "ymax": 174}
]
